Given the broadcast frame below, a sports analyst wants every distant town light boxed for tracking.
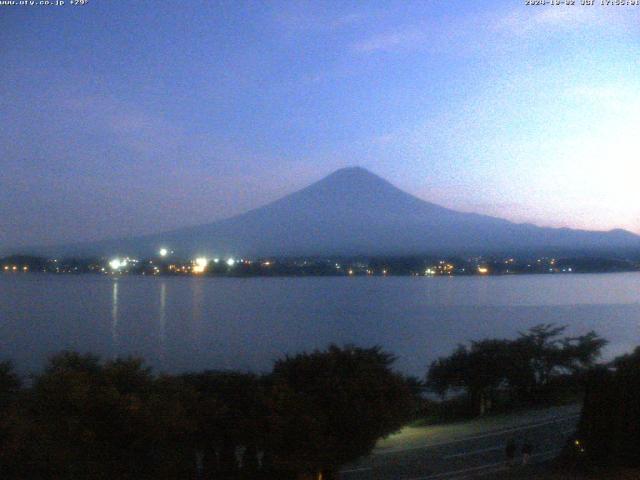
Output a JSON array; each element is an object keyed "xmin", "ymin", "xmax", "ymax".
[
  {"xmin": 213, "ymin": 258, "xmax": 220, "ymax": 263},
  {"xmin": 195, "ymin": 257, "xmax": 208, "ymax": 267},
  {"xmin": 192, "ymin": 257, "xmax": 208, "ymax": 274},
  {"xmin": 109, "ymin": 258, "xmax": 125, "ymax": 270},
  {"xmin": 226, "ymin": 258, "xmax": 235, "ymax": 267},
  {"xmin": 477, "ymin": 266, "xmax": 489, "ymax": 274},
  {"xmin": 159, "ymin": 248, "xmax": 168, "ymax": 257}
]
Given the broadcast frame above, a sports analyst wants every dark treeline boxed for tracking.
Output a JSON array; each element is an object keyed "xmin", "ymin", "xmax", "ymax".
[
  {"xmin": 425, "ymin": 324, "xmax": 607, "ymax": 417},
  {"xmin": 1, "ymin": 330, "xmax": 638, "ymax": 478},
  {"xmin": 568, "ymin": 347, "xmax": 640, "ymax": 470},
  {"xmin": 0, "ymin": 346, "xmax": 418, "ymax": 480}
]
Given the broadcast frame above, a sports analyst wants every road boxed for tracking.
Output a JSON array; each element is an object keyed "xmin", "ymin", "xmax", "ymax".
[{"xmin": 340, "ymin": 404, "xmax": 580, "ymax": 480}]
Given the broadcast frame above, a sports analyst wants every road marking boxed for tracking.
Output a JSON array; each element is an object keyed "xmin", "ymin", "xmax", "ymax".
[{"xmin": 374, "ymin": 414, "xmax": 579, "ymax": 455}]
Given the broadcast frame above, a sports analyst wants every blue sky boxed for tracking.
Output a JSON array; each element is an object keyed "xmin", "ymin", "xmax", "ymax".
[{"xmin": 1, "ymin": 0, "xmax": 639, "ymax": 248}]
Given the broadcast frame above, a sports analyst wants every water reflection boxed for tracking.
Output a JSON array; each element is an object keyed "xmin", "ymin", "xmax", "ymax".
[
  {"xmin": 191, "ymin": 279, "xmax": 204, "ymax": 344},
  {"xmin": 159, "ymin": 281, "xmax": 167, "ymax": 361},
  {"xmin": 111, "ymin": 279, "xmax": 119, "ymax": 358}
]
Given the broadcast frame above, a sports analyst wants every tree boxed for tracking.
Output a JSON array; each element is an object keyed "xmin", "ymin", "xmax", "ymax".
[
  {"xmin": 516, "ymin": 323, "xmax": 567, "ymax": 387},
  {"xmin": 559, "ymin": 331, "xmax": 608, "ymax": 375},
  {"xmin": 577, "ymin": 347, "xmax": 640, "ymax": 467},
  {"xmin": 0, "ymin": 361, "xmax": 21, "ymax": 478},
  {"xmin": 267, "ymin": 345, "xmax": 417, "ymax": 480},
  {"xmin": 426, "ymin": 345, "xmax": 468, "ymax": 399},
  {"xmin": 181, "ymin": 371, "xmax": 268, "ymax": 478},
  {"xmin": 426, "ymin": 341, "xmax": 513, "ymax": 415},
  {"xmin": 2, "ymin": 352, "xmax": 196, "ymax": 480},
  {"xmin": 0, "ymin": 361, "xmax": 20, "ymax": 412},
  {"xmin": 426, "ymin": 325, "xmax": 607, "ymax": 415}
]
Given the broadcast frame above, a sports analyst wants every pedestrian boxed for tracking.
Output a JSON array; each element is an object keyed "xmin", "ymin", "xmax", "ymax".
[
  {"xmin": 521, "ymin": 441, "xmax": 533, "ymax": 465},
  {"xmin": 505, "ymin": 439, "xmax": 516, "ymax": 467}
]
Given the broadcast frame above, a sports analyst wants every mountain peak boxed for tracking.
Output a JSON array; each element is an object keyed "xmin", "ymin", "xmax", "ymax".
[
  {"xmin": 314, "ymin": 167, "xmax": 395, "ymax": 193},
  {"xmin": 284, "ymin": 166, "xmax": 415, "ymax": 211},
  {"xmin": 330, "ymin": 166, "xmax": 373, "ymax": 175},
  {"xmin": 325, "ymin": 166, "xmax": 381, "ymax": 181},
  {"xmin": 30, "ymin": 167, "xmax": 640, "ymax": 258}
]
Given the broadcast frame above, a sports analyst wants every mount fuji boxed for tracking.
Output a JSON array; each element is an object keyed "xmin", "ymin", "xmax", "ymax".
[{"xmin": 25, "ymin": 167, "xmax": 640, "ymax": 258}]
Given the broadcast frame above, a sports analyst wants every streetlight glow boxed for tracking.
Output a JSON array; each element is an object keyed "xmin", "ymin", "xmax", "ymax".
[
  {"xmin": 109, "ymin": 258, "xmax": 126, "ymax": 270},
  {"xmin": 193, "ymin": 257, "xmax": 208, "ymax": 274}
]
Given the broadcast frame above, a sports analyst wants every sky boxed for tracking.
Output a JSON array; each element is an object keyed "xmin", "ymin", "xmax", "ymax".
[{"xmin": 1, "ymin": 0, "xmax": 639, "ymax": 249}]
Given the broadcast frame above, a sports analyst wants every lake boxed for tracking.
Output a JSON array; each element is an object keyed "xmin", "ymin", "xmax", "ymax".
[{"xmin": 1, "ymin": 273, "xmax": 639, "ymax": 377}]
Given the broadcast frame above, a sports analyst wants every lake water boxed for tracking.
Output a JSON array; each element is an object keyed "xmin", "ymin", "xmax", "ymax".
[{"xmin": 1, "ymin": 273, "xmax": 639, "ymax": 377}]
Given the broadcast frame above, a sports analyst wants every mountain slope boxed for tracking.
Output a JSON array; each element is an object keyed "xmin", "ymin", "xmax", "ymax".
[{"xmin": 28, "ymin": 167, "xmax": 640, "ymax": 258}]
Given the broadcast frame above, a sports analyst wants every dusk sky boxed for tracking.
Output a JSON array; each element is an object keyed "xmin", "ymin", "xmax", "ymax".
[{"xmin": 1, "ymin": 0, "xmax": 639, "ymax": 249}]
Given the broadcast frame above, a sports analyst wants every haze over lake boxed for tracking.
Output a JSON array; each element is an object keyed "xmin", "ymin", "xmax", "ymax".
[{"xmin": 2, "ymin": 273, "xmax": 639, "ymax": 377}]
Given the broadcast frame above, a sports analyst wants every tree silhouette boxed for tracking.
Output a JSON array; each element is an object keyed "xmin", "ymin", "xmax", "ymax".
[
  {"xmin": 577, "ymin": 347, "xmax": 640, "ymax": 467},
  {"xmin": 267, "ymin": 345, "xmax": 417, "ymax": 480},
  {"xmin": 426, "ymin": 325, "xmax": 607, "ymax": 415}
]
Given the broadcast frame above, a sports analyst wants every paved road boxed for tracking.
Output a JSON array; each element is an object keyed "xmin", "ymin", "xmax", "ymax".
[{"xmin": 340, "ymin": 404, "xmax": 580, "ymax": 480}]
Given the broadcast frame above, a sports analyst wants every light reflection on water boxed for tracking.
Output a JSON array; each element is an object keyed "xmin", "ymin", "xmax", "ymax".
[
  {"xmin": 111, "ymin": 280, "xmax": 119, "ymax": 358},
  {"xmin": 159, "ymin": 281, "xmax": 167, "ymax": 361},
  {"xmin": 1, "ymin": 273, "xmax": 639, "ymax": 376}
]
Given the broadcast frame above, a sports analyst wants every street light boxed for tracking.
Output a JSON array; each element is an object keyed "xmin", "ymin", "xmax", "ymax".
[
  {"xmin": 193, "ymin": 257, "xmax": 208, "ymax": 274},
  {"xmin": 109, "ymin": 258, "xmax": 126, "ymax": 270}
]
